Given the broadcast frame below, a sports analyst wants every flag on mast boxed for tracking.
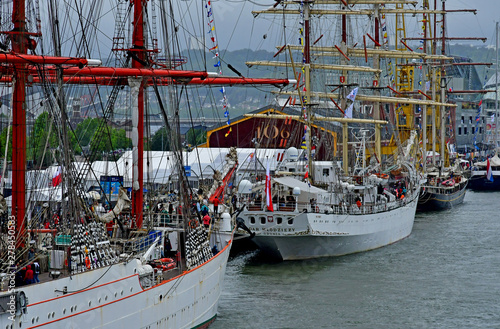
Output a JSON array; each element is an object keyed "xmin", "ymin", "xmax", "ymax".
[
  {"xmin": 265, "ymin": 158, "xmax": 274, "ymax": 211},
  {"xmin": 486, "ymin": 158, "xmax": 494, "ymax": 182},
  {"xmin": 52, "ymin": 166, "xmax": 62, "ymax": 187},
  {"xmin": 346, "ymin": 87, "xmax": 358, "ymax": 101}
]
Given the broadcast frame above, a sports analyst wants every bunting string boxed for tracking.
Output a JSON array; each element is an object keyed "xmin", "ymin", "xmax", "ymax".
[{"xmin": 205, "ymin": 0, "xmax": 230, "ymax": 126}]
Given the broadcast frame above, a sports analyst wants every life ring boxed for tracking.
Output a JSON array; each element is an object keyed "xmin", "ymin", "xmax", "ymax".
[
  {"xmin": 153, "ymin": 258, "xmax": 176, "ymax": 271},
  {"xmin": 85, "ymin": 256, "xmax": 91, "ymax": 269},
  {"xmin": 441, "ymin": 179, "xmax": 454, "ymax": 187},
  {"xmin": 375, "ymin": 173, "xmax": 389, "ymax": 180}
]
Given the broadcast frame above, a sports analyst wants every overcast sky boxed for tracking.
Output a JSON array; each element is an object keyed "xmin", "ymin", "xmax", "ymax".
[{"xmin": 206, "ymin": 0, "xmax": 500, "ymax": 50}]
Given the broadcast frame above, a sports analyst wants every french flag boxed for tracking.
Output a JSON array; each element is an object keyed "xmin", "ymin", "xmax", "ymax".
[
  {"xmin": 265, "ymin": 159, "xmax": 273, "ymax": 212},
  {"xmin": 486, "ymin": 158, "xmax": 494, "ymax": 182},
  {"xmin": 52, "ymin": 166, "xmax": 62, "ymax": 187}
]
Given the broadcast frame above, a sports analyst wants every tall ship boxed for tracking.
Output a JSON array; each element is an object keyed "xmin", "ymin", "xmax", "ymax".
[
  {"xmin": 0, "ymin": 0, "xmax": 292, "ymax": 328},
  {"xmin": 413, "ymin": 1, "xmax": 485, "ymax": 211},
  {"xmin": 229, "ymin": 1, "xmax": 463, "ymax": 260},
  {"xmin": 468, "ymin": 23, "xmax": 500, "ymax": 191}
]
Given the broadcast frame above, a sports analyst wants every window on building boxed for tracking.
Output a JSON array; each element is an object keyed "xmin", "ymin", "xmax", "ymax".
[
  {"xmin": 458, "ymin": 127, "xmax": 462, "ymax": 135},
  {"xmin": 480, "ymin": 127, "xmax": 483, "ymax": 134},
  {"xmin": 464, "ymin": 127, "xmax": 468, "ymax": 135},
  {"xmin": 469, "ymin": 116, "xmax": 472, "ymax": 124},
  {"xmin": 461, "ymin": 116, "xmax": 464, "ymax": 124}
]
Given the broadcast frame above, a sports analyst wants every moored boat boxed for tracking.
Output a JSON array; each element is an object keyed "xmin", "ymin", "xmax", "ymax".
[
  {"xmin": 417, "ymin": 173, "xmax": 468, "ymax": 211},
  {"xmin": 468, "ymin": 155, "xmax": 500, "ymax": 190}
]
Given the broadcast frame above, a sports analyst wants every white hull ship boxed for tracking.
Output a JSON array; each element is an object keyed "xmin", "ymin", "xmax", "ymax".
[
  {"xmin": 0, "ymin": 230, "xmax": 233, "ymax": 329},
  {"xmin": 238, "ymin": 177, "xmax": 418, "ymax": 260},
  {"xmin": 239, "ymin": 160, "xmax": 419, "ymax": 260},
  {"xmin": 235, "ymin": 132, "xmax": 421, "ymax": 260}
]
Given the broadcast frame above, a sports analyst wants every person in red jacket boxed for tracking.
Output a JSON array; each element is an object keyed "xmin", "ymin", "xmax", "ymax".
[
  {"xmin": 24, "ymin": 265, "xmax": 34, "ymax": 285},
  {"xmin": 203, "ymin": 214, "xmax": 211, "ymax": 229},
  {"xmin": 213, "ymin": 196, "xmax": 219, "ymax": 218}
]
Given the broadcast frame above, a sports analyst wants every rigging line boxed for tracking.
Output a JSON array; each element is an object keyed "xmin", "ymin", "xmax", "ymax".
[
  {"xmin": 0, "ymin": 92, "xmax": 12, "ymax": 192},
  {"xmin": 68, "ymin": 0, "xmax": 101, "ymax": 58},
  {"xmin": 185, "ymin": 84, "xmax": 206, "ymax": 185},
  {"xmin": 64, "ymin": 261, "xmax": 117, "ymax": 294}
]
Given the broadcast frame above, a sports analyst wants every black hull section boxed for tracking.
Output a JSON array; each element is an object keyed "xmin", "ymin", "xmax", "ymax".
[
  {"xmin": 468, "ymin": 175, "xmax": 500, "ymax": 191},
  {"xmin": 417, "ymin": 183, "xmax": 467, "ymax": 212}
]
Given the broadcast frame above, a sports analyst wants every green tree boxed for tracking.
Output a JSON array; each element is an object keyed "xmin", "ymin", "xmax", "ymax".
[
  {"xmin": 71, "ymin": 117, "xmax": 102, "ymax": 150},
  {"xmin": 30, "ymin": 112, "xmax": 59, "ymax": 167},
  {"xmin": 71, "ymin": 118, "xmax": 131, "ymax": 160},
  {"xmin": 186, "ymin": 128, "xmax": 207, "ymax": 146},
  {"xmin": 91, "ymin": 125, "xmax": 131, "ymax": 155},
  {"xmin": 0, "ymin": 127, "xmax": 12, "ymax": 161},
  {"xmin": 151, "ymin": 127, "xmax": 171, "ymax": 151}
]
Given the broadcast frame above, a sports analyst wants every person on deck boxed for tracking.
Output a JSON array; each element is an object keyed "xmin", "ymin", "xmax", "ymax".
[
  {"xmin": 213, "ymin": 196, "xmax": 219, "ymax": 217},
  {"xmin": 106, "ymin": 220, "xmax": 114, "ymax": 238},
  {"xmin": 24, "ymin": 265, "xmax": 34, "ymax": 285},
  {"xmin": 201, "ymin": 204, "xmax": 209, "ymax": 216},
  {"xmin": 33, "ymin": 262, "xmax": 40, "ymax": 283},
  {"xmin": 356, "ymin": 197, "xmax": 362, "ymax": 209},
  {"xmin": 28, "ymin": 247, "xmax": 35, "ymax": 260},
  {"xmin": 203, "ymin": 214, "xmax": 211, "ymax": 229},
  {"xmin": 164, "ymin": 236, "xmax": 172, "ymax": 257}
]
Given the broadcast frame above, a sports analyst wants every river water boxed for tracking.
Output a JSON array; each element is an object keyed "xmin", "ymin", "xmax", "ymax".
[{"xmin": 212, "ymin": 191, "xmax": 500, "ymax": 328}]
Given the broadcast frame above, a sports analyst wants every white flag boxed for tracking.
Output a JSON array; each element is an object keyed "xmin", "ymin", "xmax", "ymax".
[
  {"xmin": 491, "ymin": 114, "xmax": 495, "ymax": 123},
  {"xmin": 344, "ymin": 103, "xmax": 354, "ymax": 119},
  {"xmin": 346, "ymin": 87, "xmax": 358, "ymax": 102},
  {"xmin": 265, "ymin": 159, "xmax": 273, "ymax": 211}
]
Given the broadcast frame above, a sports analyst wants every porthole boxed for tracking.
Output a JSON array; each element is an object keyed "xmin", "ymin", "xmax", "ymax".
[
  {"xmin": 260, "ymin": 217, "xmax": 266, "ymax": 225},
  {"xmin": 249, "ymin": 217, "xmax": 256, "ymax": 224}
]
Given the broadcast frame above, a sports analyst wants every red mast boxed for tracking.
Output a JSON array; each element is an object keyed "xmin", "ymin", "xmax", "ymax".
[
  {"xmin": 11, "ymin": 0, "xmax": 27, "ymax": 248},
  {"xmin": 131, "ymin": 0, "xmax": 146, "ymax": 229},
  {"xmin": 0, "ymin": 1, "xmax": 293, "ymax": 236}
]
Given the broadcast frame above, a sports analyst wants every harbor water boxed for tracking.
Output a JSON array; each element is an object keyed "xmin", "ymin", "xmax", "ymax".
[{"xmin": 213, "ymin": 191, "xmax": 500, "ymax": 328}]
